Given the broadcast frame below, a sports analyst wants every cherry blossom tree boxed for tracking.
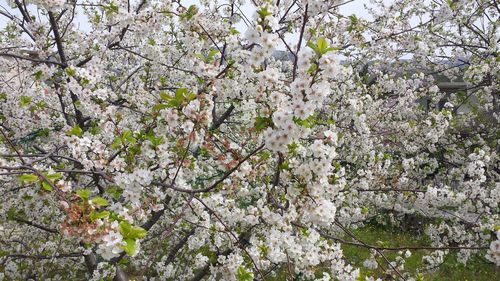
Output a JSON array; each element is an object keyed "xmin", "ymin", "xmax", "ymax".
[{"xmin": 0, "ymin": 0, "xmax": 498, "ymax": 280}]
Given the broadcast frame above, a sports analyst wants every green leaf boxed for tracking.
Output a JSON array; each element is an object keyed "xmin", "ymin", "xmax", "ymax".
[
  {"xmin": 89, "ymin": 210, "xmax": 110, "ymax": 221},
  {"xmin": 107, "ymin": 186, "xmax": 123, "ymax": 200},
  {"xmin": 119, "ymin": 221, "xmax": 147, "ymax": 239},
  {"xmin": 145, "ymin": 133, "xmax": 164, "ymax": 148},
  {"xmin": 65, "ymin": 67, "xmax": 77, "ymax": 77},
  {"xmin": 376, "ymin": 240, "xmax": 389, "ymax": 247},
  {"xmin": 67, "ymin": 125, "xmax": 83, "ymax": 137},
  {"xmin": 194, "ymin": 53, "xmax": 205, "ymax": 61},
  {"xmin": 237, "ymin": 266, "xmax": 254, "ymax": 281},
  {"xmin": 104, "ymin": 2, "xmax": 119, "ymax": 16},
  {"xmin": 121, "ymin": 130, "xmax": 136, "ymax": 144},
  {"xmin": 153, "ymin": 103, "xmax": 168, "ymax": 112},
  {"xmin": 20, "ymin": 96, "xmax": 32, "ymax": 107},
  {"xmin": 287, "ymin": 142, "xmax": 298, "ymax": 155},
  {"xmin": 308, "ymin": 37, "xmax": 333, "ymax": 56},
  {"xmin": 121, "ymin": 238, "xmax": 137, "ymax": 256},
  {"xmin": 119, "ymin": 221, "xmax": 132, "ymax": 235},
  {"xmin": 257, "ymin": 7, "xmax": 272, "ymax": 18},
  {"xmin": 307, "ymin": 63, "xmax": 318, "ymax": 75},
  {"xmin": 186, "ymin": 92, "xmax": 197, "ymax": 101},
  {"xmin": 207, "ymin": 48, "xmax": 219, "ymax": 62},
  {"xmin": 159, "ymin": 91, "xmax": 172, "ymax": 101},
  {"xmin": 18, "ymin": 174, "xmax": 38, "ymax": 183},
  {"xmin": 260, "ymin": 151, "xmax": 271, "ymax": 160},
  {"xmin": 41, "ymin": 181, "xmax": 53, "ymax": 191},
  {"xmin": 111, "ymin": 136, "xmax": 123, "ymax": 149},
  {"xmin": 257, "ymin": 244, "xmax": 269, "ymax": 256},
  {"xmin": 306, "ymin": 40, "xmax": 318, "ymax": 53},
  {"xmin": 279, "ymin": 160, "xmax": 290, "ymax": 171},
  {"xmin": 174, "ymin": 88, "xmax": 186, "ymax": 98},
  {"xmin": 46, "ymin": 173, "xmax": 62, "ymax": 180},
  {"xmin": 254, "ymin": 116, "xmax": 272, "ymax": 131},
  {"xmin": 349, "ymin": 14, "xmax": 358, "ymax": 24},
  {"xmin": 6, "ymin": 207, "xmax": 17, "ymax": 220},
  {"xmin": 160, "ymin": 88, "xmax": 196, "ymax": 108},
  {"xmin": 317, "ymin": 37, "xmax": 328, "ymax": 53},
  {"xmin": 91, "ymin": 196, "xmax": 109, "ymax": 206},
  {"xmin": 446, "ymin": 0, "xmax": 457, "ymax": 10},
  {"xmin": 33, "ymin": 70, "xmax": 43, "ymax": 81},
  {"xmin": 347, "ymin": 14, "xmax": 358, "ymax": 32},
  {"xmin": 300, "ymin": 227, "xmax": 310, "ymax": 236},
  {"xmin": 88, "ymin": 120, "xmax": 101, "ymax": 135},
  {"xmin": 76, "ymin": 189, "xmax": 92, "ymax": 200},
  {"xmin": 230, "ymin": 27, "xmax": 240, "ymax": 35},
  {"xmin": 129, "ymin": 226, "xmax": 147, "ymax": 239},
  {"xmin": 173, "ymin": 88, "xmax": 188, "ymax": 106},
  {"xmin": 185, "ymin": 5, "xmax": 198, "ymax": 20}
]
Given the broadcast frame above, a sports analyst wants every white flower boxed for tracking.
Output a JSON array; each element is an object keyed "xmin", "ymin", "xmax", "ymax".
[
  {"xmin": 486, "ymin": 233, "xmax": 500, "ymax": 266},
  {"xmin": 311, "ymin": 199, "xmax": 337, "ymax": 226},
  {"xmin": 97, "ymin": 231, "xmax": 124, "ymax": 260}
]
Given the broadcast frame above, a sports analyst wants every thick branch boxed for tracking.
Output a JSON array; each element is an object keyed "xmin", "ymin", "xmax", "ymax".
[
  {"xmin": 292, "ymin": 4, "xmax": 308, "ymax": 80},
  {"xmin": 210, "ymin": 104, "xmax": 235, "ymax": 130},
  {"xmin": 6, "ymin": 252, "xmax": 82, "ymax": 260},
  {"xmin": 48, "ymin": 11, "xmax": 68, "ymax": 66},
  {"xmin": 154, "ymin": 143, "xmax": 265, "ymax": 194},
  {"xmin": 11, "ymin": 217, "xmax": 58, "ymax": 234}
]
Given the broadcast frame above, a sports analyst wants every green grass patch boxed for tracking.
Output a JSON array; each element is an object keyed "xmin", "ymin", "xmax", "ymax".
[{"xmin": 341, "ymin": 224, "xmax": 499, "ymax": 280}]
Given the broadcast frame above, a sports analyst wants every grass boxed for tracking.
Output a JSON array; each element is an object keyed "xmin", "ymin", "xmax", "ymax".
[
  {"xmin": 264, "ymin": 222, "xmax": 499, "ymax": 280},
  {"xmin": 341, "ymin": 224, "xmax": 499, "ymax": 280}
]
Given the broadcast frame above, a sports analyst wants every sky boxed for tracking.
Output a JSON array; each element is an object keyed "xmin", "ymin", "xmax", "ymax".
[
  {"xmin": 0, "ymin": 0, "xmax": 374, "ymax": 32},
  {"xmin": 0, "ymin": 0, "xmax": 420, "ymax": 61},
  {"xmin": 0, "ymin": 0, "xmax": 381, "ymax": 54}
]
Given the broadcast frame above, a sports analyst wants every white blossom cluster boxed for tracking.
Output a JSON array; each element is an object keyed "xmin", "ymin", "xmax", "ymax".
[{"xmin": 0, "ymin": 0, "xmax": 498, "ymax": 280}]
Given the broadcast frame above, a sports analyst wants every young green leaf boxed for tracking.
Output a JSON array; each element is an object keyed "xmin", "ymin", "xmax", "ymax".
[
  {"xmin": 121, "ymin": 238, "xmax": 137, "ymax": 256},
  {"xmin": 18, "ymin": 174, "xmax": 38, "ymax": 183},
  {"xmin": 67, "ymin": 125, "xmax": 83, "ymax": 137},
  {"xmin": 46, "ymin": 173, "xmax": 62, "ymax": 180},
  {"xmin": 237, "ymin": 266, "xmax": 254, "ymax": 281},
  {"xmin": 20, "ymin": 96, "xmax": 32, "ymax": 107},
  {"xmin": 41, "ymin": 181, "xmax": 53, "ymax": 191},
  {"xmin": 317, "ymin": 37, "xmax": 328, "ymax": 53},
  {"xmin": 76, "ymin": 189, "xmax": 92, "ymax": 200},
  {"xmin": 89, "ymin": 210, "xmax": 110, "ymax": 221},
  {"xmin": 306, "ymin": 40, "xmax": 318, "ymax": 53},
  {"xmin": 254, "ymin": 116, "xmax": 272, "ymax": 131},
  {"xmin": 91, "ymin": 196, "xmax": 109, "ymax": 206},
  {"xmin": 119, "ymin": 221, "xmax": 148, "ymax": 239}
]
